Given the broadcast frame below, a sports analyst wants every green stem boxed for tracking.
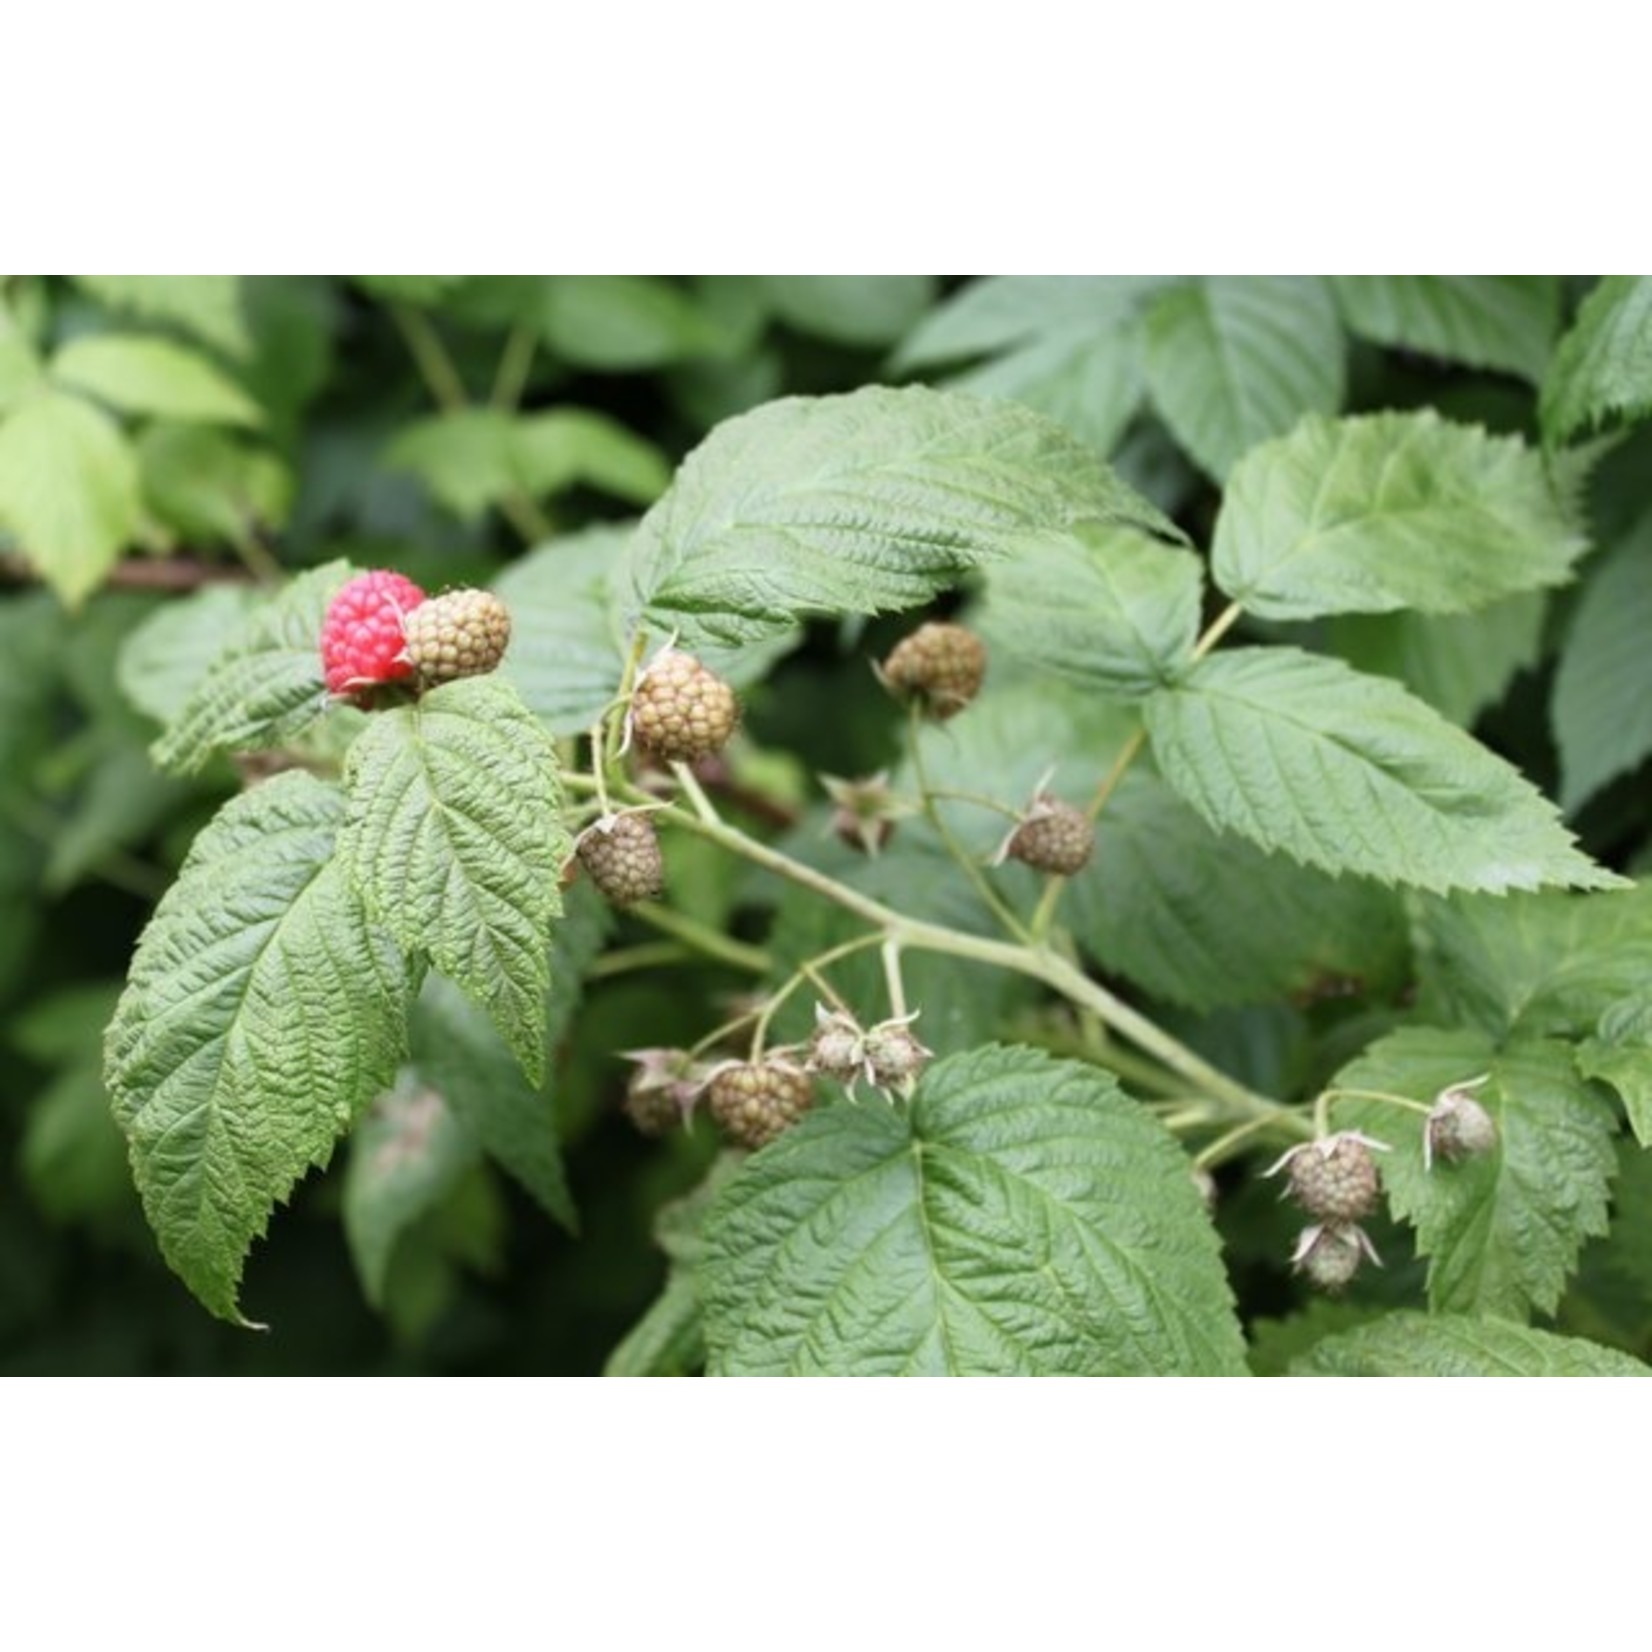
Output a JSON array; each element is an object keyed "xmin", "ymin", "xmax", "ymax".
[
  {"xmin": 628, "ymin": 901, "xmax": 770, "ymax": 974},
  {"xmin": 589, "ymin": 941, "xmax": 697, "ymax": 979},
  {"xmin": 1193, "ymin": 1111, "xmax": 1306, "ymax": 1171},
  {"xmin": 1320, "ymin": 1086, "xmax": 1433, "ymax": 1118},
  {"xmin": 491, "ymin": 324, "xmax": 538, "ymax": 411},
  {"xmin": 907, "ymin": 704, "xmax": 1032, "ymax": 943},
  {"xmin": 1191, "ymin": 600, "xmax": 1244, "ymax": 663},
  {"xmin": 752, "ymin": 931, "xmax": 885, "ymax": 1057},
  {"xmin": 648, "ymin": 793, "xmax": 1290, "ymax": 1130}
]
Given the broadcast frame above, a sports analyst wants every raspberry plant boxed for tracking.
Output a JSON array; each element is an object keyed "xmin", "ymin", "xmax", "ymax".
[{"xmin": 5, "ymin": 275, "xmax": 1652, "ymax": 1376}]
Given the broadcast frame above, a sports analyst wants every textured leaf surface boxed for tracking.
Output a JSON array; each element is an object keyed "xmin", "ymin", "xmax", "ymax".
[
  {"xmin": 1541, "ymin": 276, "xmax": 1652, "ymax": 443},
  {"xmin": 493, "ymin": 525, "xmax": 797, "ymax": 734},
  {"xmin": 0, "ymin": 390, "xmax": 140, "ymax": 606},
  {"xmin": 1334, "ymin": 1028, "xmax": 1617, "ymax": 1320},
  {"xmin": 117, "ymin": 585, "xmax": 262, "ymax": 725},
  {"xmin": 1143, "ymin": 647, "xmax": 1616, "ymax": 893},
  {"xmin": 625, "ymin": 386, "xmax": 1181, "ymax": 648},
  {"xmin": 152, "ymin": 561, "xmax": 348, "ymax": 773},
  {"xmin": 894, "ymin": 276, "xmax": 1167, "ymax": 453},
  {"xmin": 1144, "ymin": 275, "xmax": 1344, "ymax": 479},
  {"xmin": 1065, "ymin": 768, "xmax": 1408, "ymax": 1011},
  {"xmin": 1412, "ymin": 884, "xmax": 1652, "ymax": 1040},
  {"xmin": 1331, "ymin": 591, "xmax": 1546, "ymax": 726},
  {"xmin": 341, "ymin": 677, "xmax": 569, "ymax": 1082},
  {"xmin": 72, "ymin": 275, "xmax": 250, "ymax": 358},
  {"xmin": 1292, "ymin": 1311, "xmax": 1647, "ymax": 1376},
  {"xmin": 700, "ymin": 1045, "xmax": 1246, "ymax": 1376},
  {"xmin": 51, "ymin": 334, "xmax": 263, "ymax": 426},
  {"xmin": 1213, "ymin": 411, "xmax": 1585, "ymax": 620},
  {"xmin": 1576, "ymin": 993, "xmax": 1652, "ymax": 1146},
  {"xmin": 344, "ymin": 1073, "xmax": 480, "ymax": 1306},
  {"xmin": 977, "ymin": 522, "xmax": 1203, "ymax": 697},
  {"xmin": 762, "ymin": 275, "xmax": 936, "ymax": 347},
  {"xmin": 406, "ymin": 881, "xmax": 608, "ymax": 1226},
  {"xmin": 1331, "ymin": 276, "xmax": 1559, "ymax": 382},
  {"xmin": 104, "ymin": 774, "xmax": 413, "ymax": 1322},
  {"xmin": 1552, "ymin": 516, "xmax": 1652, "ymax": 810}
]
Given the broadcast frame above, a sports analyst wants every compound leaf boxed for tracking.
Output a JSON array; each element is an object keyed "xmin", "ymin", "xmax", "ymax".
[
  {"xmin": 1213, "ymin": 411, "xmax": 1586, "ymax": 620},
  {"xmin": 700, "ymin": 1044, "xmax": 1246, "ymax": 1376},
  {"xmin": 1144, "ymin": 275, "xmax": 1344, "ymax": 480},
  {"xmin": 51, "ymin": 334, "xmax": 264, "ymax": 427},
  {"xmin": 152, "ymin": 561, "xmax": 349, "ymax": 773},
  {"xmin": 1541, "ymin": 276, "xmax": 1652, "ymax": 443},
  {"xmin": 1143, "ymin": 647, "xmax": 1617, "ymax": 893},
  {"xmin": 625, "ymin": 385, "xmax": 1181, "ymax": 649},
  {"xmin": 1291, "ymin": 1311, "xmax": 1647, "ymax": 1376},
  {"xmin": 340, "ymin": 676, "xmax": 569, "ymax": 1083},
  {"xmin": 71, "ymin": 275, "xmax": 250, "ymax": 359},
  {"xmin": 104, "ymin": 773, "xmax": 414, "ymax": 1323},
  {"xmin": 1334, "ymin": 1028, "xmax": 1617, "ymax": 1320},
  {"xmin": 1331, "ymin": 276, "xmax": 1560, "ymax": 382}
]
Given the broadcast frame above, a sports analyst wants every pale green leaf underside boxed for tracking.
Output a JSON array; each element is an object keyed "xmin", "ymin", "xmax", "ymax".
[
  {"xmin": 1331, "ymin": 590, "xmax": 1546, "ymax": 727},
  {"xmin": 1144, "ymin": 275, "xmax": 1345, "ymax": 481},
  {"xmin": 1292, "ymin": 1311, "xmax": 1647, "ymax": 1376},
  {"xmin": 1412, "ymin": 883, "xmax": 1652, "ymax": 1040},
  {"xmin": 117, "ymin": 585, "xmax": 262, "ymax": 725},
  {"xmin": 1552, "ymin": 517, "xmax": 1652, "ymax": 811},
  {"xmin": 104, "ymin": 773, "xmax": 412, "ymax": 1323},
  {"xmin": 1541, "ymin": 276, "xmax": 1652, "ymax": 443},
  {"xmin": 977, "ymin": 522, "xmax": 1203, "ymax": 698},
  {"xmin": 344, "ymin": 1074, "xmax": 480, "ymax": 1307},
  {"xmin": 1334, "ymin": 1028, "xmax": 1616, "ymax": 1320},
  {"xmin": 1213, "ymin": 411, "xmax": 1585, "ymax": 621},
  {"xmin": 0, "ymin": 389, "xmax": 140, "ymax": 606},
  {"xmin": 1576, "ymin": 992, "xmax": 1652, "ymax": 1147},
  {"xmin": 1143, "ymin": 648, "xmax": 1617, "ymax": 893},
  {"xmin": 1065, "ymin": 768, "xmax": 1408, "ymax": 1011},
  {"xmin": 625, "ymin": 385, "xmax": 1182, "ymax": 649},
  {"xmin": 151, "ymin": 560, "xmax": 349, "ymax": 773},
  {"xmin": 762, "ymin": 275, "xmax": 936, "ymax": 348},
  {"xmin": 71, "ymin": 275, "xmax": 250, "ymax": 359},
  {"xmin": 1331, "ymin": 276, "xmax": 1560, "ymax": 382},
  {"xmin": 50, "ymin": 334, "xmax": 264, "ymax": 427},
  {"xmin": 700, "ymin": 1044, "xmax": 1246, "ymax": 1376},
  {"xmin": 341, "ymin": 677, "xmax": 569, "ymax": 1084}
]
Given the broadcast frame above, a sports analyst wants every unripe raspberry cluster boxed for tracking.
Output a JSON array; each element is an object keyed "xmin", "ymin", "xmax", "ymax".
[
  {"xmin": 1268, "ymin": 1131, "xmax": 1390, "ymax": 1295},
  {"xmin": 319, "ymin": 569, "xmax": 512, "ymax": 700}
]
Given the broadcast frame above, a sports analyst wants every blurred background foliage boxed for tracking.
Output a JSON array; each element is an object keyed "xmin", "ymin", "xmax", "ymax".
[{"xmin": 2, "ymin": 275, "xmax": 1648, "ymax": 1373}]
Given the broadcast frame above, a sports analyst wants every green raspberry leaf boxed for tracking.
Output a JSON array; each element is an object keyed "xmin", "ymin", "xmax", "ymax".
[
  {"xmin": 104, "ymin": 773, "xmax": 415, "ymax": 1324},
  {"xmin": 0, "ymin": 389, "xmax": 141, "ymax": 607},
  {"xmin": 1144, "ymin": 275, "xmax": 1345, "ymax": 480},
  {"xmin": 1541, "ymin": 276, "xmax": 1652, "ymax": 443},
  {"xmin": 50, "ymin": 334, "xmax": 265, "ymax": 427},
  {"xmin": 1331, "ymin": 276, "xmax": 1561, "ymax": 383},
  {"xmin": 1576, "ymin": 992, "xmax": 1652, "ymax": 1147},
  {"xmin": 977, "ymin": 521, "xmax": 1204, "ymax": 698},
  {"xmin": 71, "ymin": 275, "xmax": 251, "ymax": 359},
  {"xmin": 1412, "ymin": 884, "xmax": 1652, "ymax": 1040},
  {"xmin": 762, "ymin": 275, "xmax": 937, "ymax": 348},
  {"xmin": 700, "ymin": 1044, "xmax": 1246, "ymax": 1376},
  {"xmin": 494, "ymin": 524, "xmax": 796, "ymax": 735},
  {"xmin": 1291, "ymin": 1311, "xmax": 1648, "ymax": 1376},
  {"xmin": 626, "ymin": 385, "xmax": 1182, "ymax": 649},
  {"xmin": 1333, "ymin": 1028, "xmax": 1617, "ymax": 1321},
  {"xmin": 151, "ymin": 560, "xmax": 350, "ymax": 774},
  {"xmin": 340, "ymin": 676, "xmax": 570, "ymax": 1084},
  {"xmin": 117, "ymin": 584, "xmax": 262, "ymax": 726},
  {"xmin": 1552, "ymin": 511, "xmax": 1652, "ymax": 811},
  {"xmin": 1143, "ymin": 647, "xmax": 1619, "ymax": 893},
  {"xmin": 1212, "ymin": 411, "xmax": 1585, "ymax": 620}
]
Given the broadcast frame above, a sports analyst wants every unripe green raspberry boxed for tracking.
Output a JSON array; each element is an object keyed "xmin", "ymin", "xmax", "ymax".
[
  {"xmin": 1291, "ymin": 1224, "xmax": 1377, "ymax": 1294},
  {"xmin": 879, "ymin": 622, "xmax": 986, "ymax": 720},
  {"xmin": 629, "ymin": 649, "xmax": 739, "ymax": 762},
  {"xmin": 707, "ymin": 1058, "xmax": 815, "ymax": 1150},
  {"xmin": 1004, "ymin": 794, "xmax": 1094, "ymax": 876},
  {"xmin": 1271, "ymin": 1132, "xmax": 1387, "ymax": 1223},
  {"xmin": 575, "ymin": 813, "xmax": 665, "ymax": 906},
  {"xmin": 402, "ymin": 588, "xmax": 512, "ymax": 682}
]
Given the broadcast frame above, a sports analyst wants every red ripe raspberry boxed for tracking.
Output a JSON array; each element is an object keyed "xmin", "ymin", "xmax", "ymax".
[{"xmin": 320, "ymin": 570, "xmax": 427, "ymax": 696}]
